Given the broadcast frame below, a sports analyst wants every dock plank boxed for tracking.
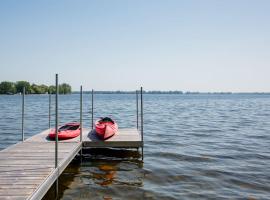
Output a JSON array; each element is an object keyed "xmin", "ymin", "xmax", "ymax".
[
  {"xmin": 0, "ymin": 137, "xmax": 81, "ymax": 200},
  {"xmin": 0, "ymin": 197, "xmax": 28, "ymax": 200},
  {"xmin": 0, "ymin": 128, "xmax": 142, "ymax": 200}
]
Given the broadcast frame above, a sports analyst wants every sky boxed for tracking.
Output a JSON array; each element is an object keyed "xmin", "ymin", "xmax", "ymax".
[{"xmin": 0, "ymin": 0, "xmax": 269, "ymax": 92}]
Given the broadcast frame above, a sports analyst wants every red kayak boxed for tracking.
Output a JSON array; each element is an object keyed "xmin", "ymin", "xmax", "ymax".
[
  {"xmin": 49, "ymin": 122, "xmax": 80, "ymax": 140},
  {"xmin": 95, "ymin": 117, "xmax": 118, "ymax": 140}
]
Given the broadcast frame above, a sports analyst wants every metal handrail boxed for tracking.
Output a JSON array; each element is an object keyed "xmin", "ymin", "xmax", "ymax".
[
  {"xmin": 80, "ymin": 86, "xmax": 83, "ymax": 142},
  {"xmin": 22, "ymin": 87, "xmax": 25, "ymax": 141},
  {"xmin": 49, "ymin": 93, "xmax": 51, "ymax": 129},
  {"xmin": 55, "ymin": 73, "xmax": 59, "ymax": 196},
  {"xmin": 91, "ymin": 89, "xmax": 94, "ymax": 130},
  {"xmin": 55, "ymin": 74, "xmax": 59, "ymax": 169},
  {"xmin": 136, "ymin": 90, "xmax": 139, "ymax": 129},
  {"xmin": 140, "ymin": 87, "xmax": 143, "ymax": 142},
  {"xmin": 140, "ymin": 87, "xmax": 144, "ymax": 160}
]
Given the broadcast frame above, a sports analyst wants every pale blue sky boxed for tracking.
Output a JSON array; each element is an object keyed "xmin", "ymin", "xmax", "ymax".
[{"xmin": 0, "ymin": 0, "xmax": 269, "ymax": 92}]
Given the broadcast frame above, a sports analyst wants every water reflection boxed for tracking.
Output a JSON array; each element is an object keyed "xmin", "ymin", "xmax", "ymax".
[
  {"xmin": 3, "ymin": 94, "xmax": 270, "ymax": 199},
  {"xmin": 43, "ymin": 148, "xmax": 144, "ymax": 200},
  {"xmin": 92, "ymin": 162, "xmax": 117, "ymax": 186},
  {"xmin": 42, "ymin": 159, "xmax": 81, "ymax": 200}
]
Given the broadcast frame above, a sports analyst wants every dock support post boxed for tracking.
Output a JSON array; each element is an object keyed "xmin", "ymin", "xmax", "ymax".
[
  {"xmin": 22, "ymin": 87, "xmax": 25, "ymax": 141},
  {"xmin": 140, "ymin": 87, "xmax": 144, "ymax": 161},
  {"xmin": 80, "ymin": 86, "xmax": 83, "ymax": 142},
  {"xmin": 91, "ymin": 89, "xmax": 94, "ymax": 130},
  {"xmin": 49, "ymin": 92, "xmax": 51, "ymax": 129},
  {"xmin": 55, "ymin": 74, "xmax": 59, "ymax": 197},
  {"xmin": 136, "ymin": 90, "xmax": 139, "ymax": 129},
  {"xmin": 80, "ymin": 86, "xmax": 83, "ymax": 159}
]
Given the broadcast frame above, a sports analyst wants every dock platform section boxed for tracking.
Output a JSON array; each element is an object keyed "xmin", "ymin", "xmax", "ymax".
[
  {"xmin": 0, "ymin": 139, "xmax": 81, "ymax": 200},
  {"xmin": 0, "ymin": 75, "xmax": 144, "ymax": 200},
  {"xmin": 0, "ymin": 128, "xmax": 142, "ymax": 200}
]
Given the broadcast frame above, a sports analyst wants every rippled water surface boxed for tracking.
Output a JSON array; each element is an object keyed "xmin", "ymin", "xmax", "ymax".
[{"xmin": 1, "ymin": 94, "xmax": 270, "ymax": 199}]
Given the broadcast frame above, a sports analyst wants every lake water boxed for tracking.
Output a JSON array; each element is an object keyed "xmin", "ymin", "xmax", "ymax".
[{"xmin": 0, "ymin": 94, "xmax": 270, "ymax": 199}]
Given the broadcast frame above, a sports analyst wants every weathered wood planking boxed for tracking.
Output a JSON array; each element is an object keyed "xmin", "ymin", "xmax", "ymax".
[
  {"xmin": 83, "ymin": 128, "xmax": 143, "ymax": 148},
  {"xmin": 0, "ymin": 136, "xmax": 81, "ymax": 200},
  {"xmin": 0, "ymin": 127, "xmax": 142, "ymax": 200}
]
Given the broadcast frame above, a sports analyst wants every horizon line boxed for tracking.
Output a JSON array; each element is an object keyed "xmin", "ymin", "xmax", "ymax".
[{"xmin": 72, "ymin": 90, "xmax": 270, "ymax": 94}]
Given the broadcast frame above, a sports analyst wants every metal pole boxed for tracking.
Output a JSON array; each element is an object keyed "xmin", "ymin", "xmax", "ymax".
[
  {"xmin": 136, "ymin": 90, "xmax": 139, "ymax": 129},
  {"xmin": 140, "ymin": 87, "xmax": 143, "ymax": 140},
  {"xmin": 55, "ymin": 74, "xmax": 59, "ymax": 168},
  {"xmin": 91, "ymin": 89, "xmax": 94, "ymax": 130},
  {"xmin": 80, "ymin": 86, "xmax": 82, "ymax": 142},
  {"xmin": 140, "ymin": 87, "xmax": 144, "ymax": 160},
  {"xmin": 49, "ymin": 92, "xmax": 51, "ymax": 129},
  {"xmin": 55, "ymin": 74, "xmax": 59, "ymax": 197},
  {"xmin": 22, "ymin": 87, "xmax": 25, "ymax": 141}
]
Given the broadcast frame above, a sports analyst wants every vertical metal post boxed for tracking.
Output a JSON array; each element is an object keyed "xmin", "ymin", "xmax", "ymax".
[
  {"xmin": 55, "ymin": 74, "xmax": 59, "ymax": 197},
  {"xmin": 49, "ymin": 92, "xmax": 51, "ymax": 129},
  {"xmin": 55, "ymin": 74, "xmax": 59, "ymax": 168},
  {"xmin": 22, "ymin": 87, "xmax": 25, "ymax": 141},
  {"xmin": 91, "ymin": 89, "xmax": 94, "ymax": 130},
  {"xmin": 80, "ymin": 86, "xmax": 83, "ymax": 142},
  {"xmin": 140, "ymin": 87, "xmax": 144, "ymax": 160},
  {"xmin": 136, "ymin": 90, "xmax": 139, "ymax": 129}
]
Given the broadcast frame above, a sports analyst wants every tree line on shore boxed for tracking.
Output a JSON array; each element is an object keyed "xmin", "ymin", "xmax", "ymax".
[{"xmin": 0, "ymin": 81, "xmax": 72, "ymax": 95}]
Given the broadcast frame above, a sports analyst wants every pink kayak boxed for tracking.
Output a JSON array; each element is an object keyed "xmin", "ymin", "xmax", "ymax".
[
  {"xmin": 49, "ymin": 122, "xmax": 80, "ymax": 140},
  {"xmin": 95, "ymin": 117, "xmax": 118, "ymax": 140}
]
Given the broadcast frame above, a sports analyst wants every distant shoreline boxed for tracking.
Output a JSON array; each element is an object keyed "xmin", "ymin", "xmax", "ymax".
[
  {"xmin": 1, "ymin": 91, "xmax": 270, "ymax": 95},
  {"xmin": 72, "ymin": 91, "xmax": 270, "ymax": 95}
]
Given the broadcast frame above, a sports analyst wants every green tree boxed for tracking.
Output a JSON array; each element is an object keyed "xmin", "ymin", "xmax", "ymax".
[
  {"xmin": 15, "ymin": 81, "xmax": 31, "ymax": 94},
  {"xmin": 0, "ymin": 81, "xmax": 72, "ymax": 95},
  {"xmin": 48, "ymin": 85, "xmax": 56, "ymax": 94},
  {"xmin": 31, "ymin": 84, "xmax": 42, "ymax": 94},
  {"xmin": 30, "ymin": 84, "xmax": 49, "ymax": 94},
  {"xmin": 39, "ymin": 84, "xmax": 49, "ymax": 94},
  {"xmin": 59, "ymin": 83, "xmax": 72, "ymax": 94},
  {"xmin": 0, "ymin": 81, "xmax": 16, "ymax": 94}
]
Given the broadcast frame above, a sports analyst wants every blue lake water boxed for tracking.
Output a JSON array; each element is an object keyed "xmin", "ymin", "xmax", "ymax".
[{"xmin": 0, "ymin": 94, "xmax": 270, "ymax": 199}]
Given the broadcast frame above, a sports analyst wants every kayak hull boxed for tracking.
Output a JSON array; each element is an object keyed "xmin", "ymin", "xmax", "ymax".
[
  {"xmin": 95, "ymin": 118, "xmax": 118, "ymax": 140},
  {"xmin": 49, "ymin": 122, "xmax": 80, "ymax": 140}
]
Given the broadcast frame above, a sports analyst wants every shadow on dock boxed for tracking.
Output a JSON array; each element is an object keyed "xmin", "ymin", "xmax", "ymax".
[{"xmin": 87, "ymin": 129, "xmax": 100, "ymax": 141}]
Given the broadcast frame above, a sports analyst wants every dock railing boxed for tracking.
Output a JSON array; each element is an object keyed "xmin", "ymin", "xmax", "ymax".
[
  {"xmin": 90, "ymin": 87, "xmax": 144, "ymax": 159},
  {"xmin": 21, "ymin": 87, "xmax": 25, "ymax": 141},
  {"xmin": 90, "ymin": 88, "xmax": 143, "ymax": 135},
  {"xmin": 91, "ymin": 89, "xmax": 94, "ymax": 129},
  {"xmin": 140, "ymin": 87, "xmax": 143, "ymax": 142},
  {"xmin": 49, "ymin": 92, "xmax": 51, "ymax": 129},
  {"xmin": 15, "ymin": 77, "xmax": 144, "ymax": 199},
  {"xmin": 54, "ymin": 74, "xmax": 84, "ymax": 197},
  {"xmin": 136, "ymin": 90, "xmax": 139, "ymax": 129},
  {"xmin": 140, "ymin": 87, "xmax": 144, "ymax": 160},
  {"xmin": 80, "ymin": 85, "xmax": 83, "ymax": 142},
  {"xmin": 55, "ymin": 74, "xmax": 59, "ymax": 196}
]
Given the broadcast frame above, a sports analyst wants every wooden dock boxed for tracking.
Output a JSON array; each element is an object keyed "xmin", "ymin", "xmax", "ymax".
[
  {"xmin": 0, "ymin": 128, "xmax": 142, "ymax": 200},
  {"xmin": 0, "ymin": 75, "xmax": 144, "ymax": 200}
]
